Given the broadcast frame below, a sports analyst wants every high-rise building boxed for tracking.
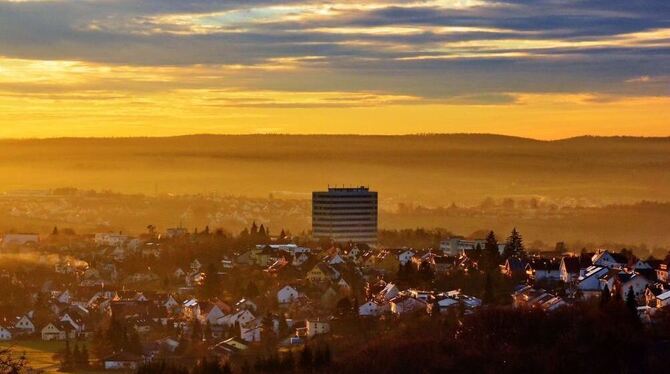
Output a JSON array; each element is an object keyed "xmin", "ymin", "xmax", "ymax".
[{"xmin": 312, "ymin": 186, "xmax": 378, "ymax": 244}]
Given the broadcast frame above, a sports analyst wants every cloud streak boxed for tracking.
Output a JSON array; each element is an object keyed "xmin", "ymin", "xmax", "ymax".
[{"xmin": 0, "ymin": 0, "xmax": 667, "ymax": 136}]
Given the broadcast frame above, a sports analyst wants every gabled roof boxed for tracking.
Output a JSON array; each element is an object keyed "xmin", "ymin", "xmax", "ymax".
[
  {"xmin": 561, "ymin": 256, "xmax": 582, "ymax": 273},
  {"xmin": 526, "ymin": 258, "xmax": 559, "ymax": 271}
]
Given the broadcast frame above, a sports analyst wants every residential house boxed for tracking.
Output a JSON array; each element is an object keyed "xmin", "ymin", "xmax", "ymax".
[
  {"xmin": 103, "ymin": 352, "xmax": 143, "ymax": 370},
  {"xmin": 306, "ymin": 320, "xmax": 330, "ymax": 338},
  {"xmin": 525, "ymin": 258, "xmax": 561, "ymax": 281},
  {"xmin": 592, "ymin": 250, "xmax": 628, "ymax": 269},
  {"xmin": 306, "ymin": 263, "xmax": 339, "ymax": 283},
  {"xmin": 389, "ymin": 295, "xmax": 427, "ymax": 315},
  {"xmin": 14, "ymin": 315, "xmax": 35, "ymax": 334},
  {"xmin": 358, "ymin": 301, "xmax": 382, "ymax": 317},
  {"xmin": 656, "ymin": 290, "xmax": 670, "ymax": 308},
  {"xmin": 218, "ymin": 310, "xmax": 255, "ymax": 328},
  {"xmin": 378, "ymin": 282, "xmax": 400, "ymax": 301},
  {"xmin": 0, "ymin": 326, "xmax": 11, "ymax": 341},
  {"xmin": 397, "ymin": 249, "xmax": 415, "ymax": 266},
  {"xmin": 240, "ymin": 320, "xmax": 262, "ymax": 343},
  {"xmin": 440, "ymin": 237, "xmax": 486, "ymax": 256},
  {"xmin": 277, "ymin": 286, "xmax": 299, "ymax": 304},
  {"xmin": 502, "ymin": 257, "xmax": 527, "ymax": 278},
  {"xmin": 577, "ymin": 266, "xmax": 611, "ymax": 297},
  {"xmin": 41, "ymin": 322, "xmax": 75, "ymax": 341}
]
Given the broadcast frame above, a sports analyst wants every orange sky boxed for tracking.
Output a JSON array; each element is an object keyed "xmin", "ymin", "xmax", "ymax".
[{"xmin": 0, "ymin": 0, "xmax": 668, "ymax": 139}]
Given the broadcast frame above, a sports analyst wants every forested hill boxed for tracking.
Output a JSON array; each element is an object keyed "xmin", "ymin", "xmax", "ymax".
[{"xmin": 1, "ymin": 134, "xmax": 669, "ymax": 205}]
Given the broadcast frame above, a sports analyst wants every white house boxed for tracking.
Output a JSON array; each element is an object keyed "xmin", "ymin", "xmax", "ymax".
[
  {"xmin": 440, "ymin": 237, "xmax": 486, "ymax": 256},
  {"xmin": 103, "ymin": 352, "xmax": 142, "ymax": 370},
  {"xmin": 41, "ymin": 322, "xmax": 73, "ymax": 341},
  {"xmin": 577, "ymin": 266, "xmax": 610, "ymax": 296},
  {"xmin": 358, "ymin": 301, "xmax": 381, "ymax": 317},
  {"xmin": 604, "ymin": 273, "xmax": 651, "ymax": 300},
  {"xmin": 240, "ymin": 320, "xmax": 262, "ymax": 343},
  {"xmin": 390, "ymin": 296, "xmax": 427, "ymax": 315},
  {"xmin": 0, "ymin": 326, "xmax": 12, "ymax": 341},
  {"xmin": 199, "ymin": 303, "xmax": 226, "ymax": 325},
  {"xmin": 277, "ymin": 285, "xmax": 299, "ymax": 304},
  {"xmin": 592, "ymin": 250, "xmax": 628, "ymax": 269},
  {"xmin": 632, "ymin": 260, "xmax": 652, "ymax": 271},
  {"xmin": 656, "ymin": 290, "xmax": 670, "ymax": 308},
  {"xmin": 14, "ymin": 315, "xmax": 35, "ymax": 334},
  {"xmin": 378, "ymin": 282, "xmax": 400, "ymax": 301},
  {"xmin": 525, "ymin": 259, "xmax": 561, "ymax": 282},
  {"xmin": 218, "ymin": 310, "xmax": 255, "ymax": 327},
  {"xmin": 398, "ymin": 250, "xmax": 415, "ymax": 265},
  {"xmin": 306, "ymin": 320, "xmax": 330, "ymax": 337},
  {"xmin": 57, "ymin": 290, "xmax": 71, "ymax": 304},
  {"xmin": 328, "ymin": 254, "xmax": 346, "ymax": 265},
  {"xmin": 94, "ymin": 233, "xmax": 128, "ymax": 247}
]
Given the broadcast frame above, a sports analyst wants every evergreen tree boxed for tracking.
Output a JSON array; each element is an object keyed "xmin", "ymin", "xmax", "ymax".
[
  {"xmin": 246, "ymin": 281, "xmax": 260, "ymax": 298},
  {"xmin": 202, "ymin": 263, "xmax": 220, "ymax": 298},
  {"xmin": 52, "ymin": 226, "xmax": 59, "ymax": 236},
  {"xmin": 128, "ymin": 330, "xmax": 143, "ymax": 355},
  {"xmin": 600, "ymin": 284, "xmax": 611, "ymax": 307},
  {"xmin": 192, "ymin": 318, "xmax": 203, "ymax": 341},
  {"xmin": 80, "ymin": 344, "xmax": 89, "ymax": 368},
  {"xmin": 626, "ymin": 286, "xmax": 638, "ymax": 316},
  {"xmin": 72, "ymin": 343, "xmax": 81, "ymax": 368},
  {"xmin": 482, "ymin": 231, "xmax": 500, "ymax": 271},
  {"xmin": 323, "ymin": 344, "xmax": 332, "ymax": 365},
  {"xmin": 250, "ymin": 222, "xmax": 259, "ymax": 236},
  {"xmin": 60, "ymin": 339, "xmax": 72, "ymax": 371},
  {"xmin": 204, "ymin": 321, "xmax": 212, "ymax": 341},
  {"xmin": 278, "ymin": 314, "xmax": 289, "ymax": 336},
  {"xmin": 300, "ymin": 346, "xmax": 313, "ymax": 370},
  {"xmin": 483, "ymin": 272, "xmax": 495, "ymax": 304},
  {"xmin": 503, "ymin": 228, "xmax": 524, "ymax": 258}
]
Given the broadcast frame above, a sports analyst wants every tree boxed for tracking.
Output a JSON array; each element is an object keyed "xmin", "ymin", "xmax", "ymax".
[
  {"xmin": 300, "ymin": 346, "xmax": 313, "ymax": 369},
  {"xmin": 80, "ymin": 344, "xmax": 90, "ymax": 368},
  {"xmin": 482, "ymin": 231, "xmax": 500, "ymax": 271},
  {"xmin": 204, "ymin": 321, "xmax": 213, "ymax": 341},
  {"xmin": 60, "ymin": 339, "xmax": 73, "ymax": 371},
  {"xmin": 72, "ymin": 344, "xmax": 81, "ymax": 369},
  {"xmin": 483, "ymin": 272, "xmax": 495, "ymax": 304},
  {"xmin": 192, "ymin": 319, "xmax": 203, "ymax": 341},
  {"xmin": 278, "ymin": 314, "xmax": 289, "ymax": 337},
  {"xmin": 600, "ymin": 284, "xmax": 611, "ymax": 307},
  {"xmin": 52, "ymin": 226, "xmax": 59, "ymax": 236},
  {"xmin": 503, "ymin": 228, "xmax": 524, "ymax": 258},
  {"xmin": 202, "ymin": 263, "xmax": 220, "ymax": 298},
  {"xmin": 246, "ymin": 281, "xmax": 260, "ymax": 298},
  {"xmin": 336, "ymin": 297, "xmax": 352, "ymax": 316},
  {"xmin": 626, "ymin": 286, "xmax": 638, "ymax": 316},
  {"xmin": 0, "ymin": 348, "xmax": 27, "ymax": 373}
]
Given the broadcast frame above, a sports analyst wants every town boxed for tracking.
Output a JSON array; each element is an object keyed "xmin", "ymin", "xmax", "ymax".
[{"xmin": 0, "ymin": 187, "xmax": 668, "ymax": 373}]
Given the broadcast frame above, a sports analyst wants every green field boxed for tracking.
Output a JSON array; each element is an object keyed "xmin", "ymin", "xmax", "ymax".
[
  {"xmin": 0, "ymin": 339, "xmax": 105, "ymax": 373},
  {"xmin": 0, "ymin": 339, "xmax": 61, "ymax": 372}
]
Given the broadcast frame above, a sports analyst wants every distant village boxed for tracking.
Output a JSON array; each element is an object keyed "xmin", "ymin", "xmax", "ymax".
[{"xmin": 0, "ymin": 223, "xmax": 669, "ymax": 372}]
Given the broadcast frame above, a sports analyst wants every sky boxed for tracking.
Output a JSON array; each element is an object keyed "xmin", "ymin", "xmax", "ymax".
[{"xmin": 0, "ymin": 0, "xmax": 668, "ymax": 139}]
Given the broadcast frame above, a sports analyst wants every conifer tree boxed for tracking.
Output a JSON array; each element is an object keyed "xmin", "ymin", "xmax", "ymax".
[
  {"xmin": 503, "ymin": 228, "xmax": 524, "ymax": 258},
  {"xmin": 600, "ymin": 284, "xmax": 611, "ymax": 307},
  {"xmin": 626, "ymin": 286, "xmax": 638, "ymax": 316}
]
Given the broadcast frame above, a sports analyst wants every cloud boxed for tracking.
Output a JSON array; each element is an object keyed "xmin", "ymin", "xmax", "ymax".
[{"xmin": 0, "ymin": 0, "xmax": 667, "ymax": 133}]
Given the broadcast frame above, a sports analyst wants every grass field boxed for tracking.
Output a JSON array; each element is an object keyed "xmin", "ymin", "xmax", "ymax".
[
  {"xmin": 0, "ymin": 339, "xmax": 61, "ymax": 372},
  {"xmin": 0, "ymin": 339, "xmax": 105, "ymax": 373}
]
